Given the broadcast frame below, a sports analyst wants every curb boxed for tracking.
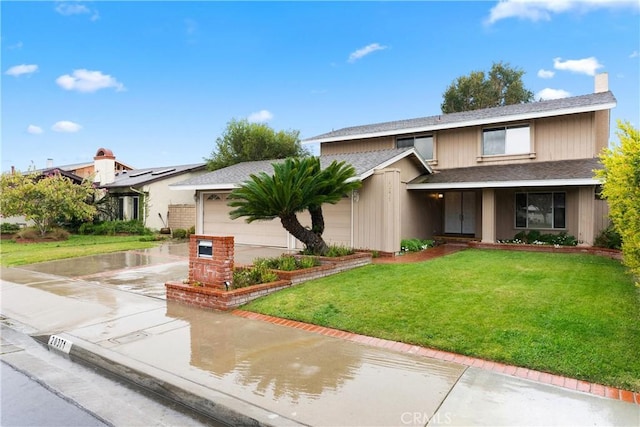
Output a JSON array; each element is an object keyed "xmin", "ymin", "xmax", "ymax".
[{"xmin": 32, "ymin": 333, "xmax": 306, "ymax": 427}]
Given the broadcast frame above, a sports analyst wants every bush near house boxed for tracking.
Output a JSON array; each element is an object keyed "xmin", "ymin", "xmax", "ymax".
[
  {"xmin": 78, "ymin": 220, "xmax": 152, "ymax": 236},
  {"xmin": 401, "ymin": 238, "xmax": 436, "ymax": 252},
  {"xmin": 593, "ymin": 224, "xmax": 622, "ymax": 250},
  {"xmin": 500, "ymin": 231, "xmax": 578, "ymax": 246},
  {"xmin": 254, "ymin": 255, "xmax": 320, "ymax": 271}
]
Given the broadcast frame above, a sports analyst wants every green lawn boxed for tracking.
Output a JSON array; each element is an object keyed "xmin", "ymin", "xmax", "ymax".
[
  {"xmin": 0, "ymin": 235, "xmax": 161, "ymax": 267},
  {"xmin": 244, "ymin": 249, "xmax": 640, "ymax": 391}
]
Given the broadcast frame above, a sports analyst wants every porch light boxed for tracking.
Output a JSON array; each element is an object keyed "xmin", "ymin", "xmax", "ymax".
[{"xmin": 437, "ymin": 193, "xmax": 444, "ymax": 199}]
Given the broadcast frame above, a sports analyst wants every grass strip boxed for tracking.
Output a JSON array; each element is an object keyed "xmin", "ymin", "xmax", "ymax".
[{"xmin": 0, "ymin": 235, "xmax": 160, "ymax": 266}]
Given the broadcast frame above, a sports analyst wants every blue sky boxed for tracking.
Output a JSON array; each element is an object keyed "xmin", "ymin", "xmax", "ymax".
[{"xmin": 2, "ymin": 0, "xmax": 639, "ymax": 172}]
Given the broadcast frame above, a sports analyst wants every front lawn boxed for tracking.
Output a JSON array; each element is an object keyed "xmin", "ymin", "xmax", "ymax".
[
  {"xmin": 244, "ymin": 249, "xmax": 640, "ymax": 391},
  {"xmin": 0, "ymin": 235, "xmax": 161, "ymax": 267}
]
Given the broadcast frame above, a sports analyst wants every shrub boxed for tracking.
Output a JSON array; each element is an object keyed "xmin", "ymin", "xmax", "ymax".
[
  {"xmin": 254, "ymin": 254, "xmax": 320, "ymax": 271},
  {"xmin": 172, "ymin": 228, "xmax": 187, "ymax": 239},
  {"xmin": 325, "ymin": 245, "xmax": 356, "ymax": 257},
  {"xmin": 300, "ymin": 244, "xmax": 355, "ymax": 257},
  {"xmin": 594, "ymin": 224, "xmax": 622, "ymax": 249},
  {"xmin": 79, "ymin": 220, "xmax": 152, "ymax": 236},
  {"xmin": 232, "ymin": 264, "xmax": 278, "ymax": 289},
  {"xmin": 401, "ymin": 238, "xmax": 435, "ymax": 252},
  {"xmin": 15, "ymin": 227, "xmax": 69, "ymax": 241},
  {"xmin": 1, "ymin": 223, "xmax": 21, "ymax": 234},
  {"xmin": 502, "ymin": 231, "xmax": 578, "ymax": 246}
]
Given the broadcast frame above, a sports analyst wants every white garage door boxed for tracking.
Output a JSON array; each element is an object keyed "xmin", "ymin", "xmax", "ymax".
[
  {"xmin": 203, "ymin": 193, "xmax": 289, "ymax": 247},
  {"xmin": 293, "ymin": 197, "xmax": 353, "ymax": 249}
]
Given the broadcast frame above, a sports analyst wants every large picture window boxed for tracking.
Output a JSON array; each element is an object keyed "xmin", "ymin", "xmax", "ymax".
[
  {"xmin": 515, "ymin": 192, "xmax": 566, "ymax": 229},
  {"xmin": 483, "ymin": 125, "xmax": 529, "ymax": 156},
  {"xmin": 397, "ymin": 135, "xmax": 433, "ymax": 160}
]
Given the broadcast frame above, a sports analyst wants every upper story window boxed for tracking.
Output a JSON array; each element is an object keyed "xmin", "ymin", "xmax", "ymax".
[
  {"xmin": 482, "ymin": 125, "xmax": 530, "ymax": 156},
  {"xmin": 397, "ymin": 135, "xmax": 433, "ymax": 160}
]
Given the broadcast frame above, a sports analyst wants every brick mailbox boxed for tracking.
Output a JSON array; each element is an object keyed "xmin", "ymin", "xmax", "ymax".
[{"xmin": 188, "ymin": 235, "xmax": 234, "ymax": 289}]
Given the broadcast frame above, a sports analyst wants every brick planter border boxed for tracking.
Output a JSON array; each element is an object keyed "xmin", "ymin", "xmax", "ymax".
[
  {"xmin": 468, "ymin": 242, "xmax": 622, "ymax": 260},
  {"xmin": 166, "ymin": 251, "xmax": 372, "ymax": 311}
]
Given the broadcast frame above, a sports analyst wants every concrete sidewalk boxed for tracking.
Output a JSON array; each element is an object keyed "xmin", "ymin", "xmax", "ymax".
[{"xmin": 1, "ymin": 243, "xmax": 638, "ymax": 426}]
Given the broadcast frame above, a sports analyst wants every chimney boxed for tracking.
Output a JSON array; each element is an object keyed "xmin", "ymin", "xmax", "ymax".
[
  {"xmin": 93, "ymin": 148, "xmax": 116, "ymax": 185},
  {"xmin": 594, "ymin": 73, "xmax": 608, "ymax": 93},
  {"xmin": 11, "ymin": 166, "xmax": 15, "ymax": 175},
  {"xmin": 46, "ymin": 158, "xmax": 53, "ymax": 168}
]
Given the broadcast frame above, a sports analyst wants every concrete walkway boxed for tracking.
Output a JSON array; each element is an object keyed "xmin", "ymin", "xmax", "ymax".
[{"xmin": 1, "ymin": 243, "xmax": 638, "ymax": 426}]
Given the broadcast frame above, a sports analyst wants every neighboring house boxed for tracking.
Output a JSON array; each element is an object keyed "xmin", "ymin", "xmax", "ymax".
[
  {"xmin": 172, "ymin": 73, "xmax": 615, "ymax": 253},
  {"xmin": 100, "ymin": 163, "xmax": 208, "ymax": 231},
  {"xmin": 25, "ymin": 148, "xmax": 136, "ymax": 183}
]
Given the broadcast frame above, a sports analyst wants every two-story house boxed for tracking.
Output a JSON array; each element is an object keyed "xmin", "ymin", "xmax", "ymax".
[{"xmin": 172, "ymin": 73, "xmax": 614, "ymax": 253}]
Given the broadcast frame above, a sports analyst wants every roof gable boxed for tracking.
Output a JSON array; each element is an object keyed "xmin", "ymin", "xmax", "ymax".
[{"xmin": 171, "ymin": 149, "xmax": 430, "ymax": 191}]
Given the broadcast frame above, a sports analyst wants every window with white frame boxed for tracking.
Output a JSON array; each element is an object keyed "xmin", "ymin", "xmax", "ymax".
[
  {"xmin": 483, "ymin": 125, "xmax": 530, "ymax": 156},
  {"xmin": 515, "ymin": 192, "xmax": 566, "ymax": 229},
  {"xmin": 397, "ymin": 135, "xmax": 433, "ymax": 160}
]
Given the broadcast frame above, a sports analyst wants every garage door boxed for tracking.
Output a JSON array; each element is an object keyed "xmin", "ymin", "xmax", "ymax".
[
  {"xmin": 203, "ymin": 193, "xmax": 289, "ymax": 247},
  {"xmin": 293, "ymin": 197, "xmax": 352, "ymax": 249}
]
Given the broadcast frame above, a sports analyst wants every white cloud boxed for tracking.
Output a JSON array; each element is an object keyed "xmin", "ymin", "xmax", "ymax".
[
  {"xmin": 52, "ymin": 121, "xmax": 82, "ymax": 133},
  {"xmin": 56, "ymin": 69, "xmax": 125, "ymax": 93},
  {"xmin": 537, "ymin": 69, "xmax": 555, "ymax": 79},
  {"xmin": 553, "ymin": 57, "xmax": 603, "ymax": 76},
  {"xmin": 27, "ymin": 125, "xmax": 43, "ymax": 135},
  {"xmin": 486, "ymin": 0, "xmax": 639, "ymax": 25},
  {"xmin": 348, "ymin": 43, "xmax": 388, "ymax": 63},
  {"xmin": 630, "ymin": 51, "xmax": 639, "ymax": 58},
  {"xmin": 5, "ymin": 64, "xmax": 38, "ymax": 77},
  {"xmin": 247, "ymin": 110, "xmax": 274, "ymax": 123},
  {"xmin": 8, "ymin": 41, "xmax": 23, "ymax": 50},
  {"xmin": 536, "ymin": 88, "xmax": 571, "ymax": 100},
  {"xmin": 55, "ymin": 1, "xmax": 99, "ymax": 20}
]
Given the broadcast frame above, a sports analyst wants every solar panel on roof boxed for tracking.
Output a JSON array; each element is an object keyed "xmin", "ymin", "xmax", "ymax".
[
  {"xmin": 151, "ymin": 168, "xmax": 176, "ymax": 176},
  {"xmin": 129, "ymin": 170, "xmax": 153, "ymax": 178}
]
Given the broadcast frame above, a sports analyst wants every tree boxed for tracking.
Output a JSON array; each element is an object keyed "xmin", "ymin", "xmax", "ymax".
[
  {"xmin": 228, "ymin": 157, "xmax": 360, "ymax": 255},
  {"xmin": 596, "ymin": 120, "xmax": 640, "ymax": 284},
  {"xmin": 205, "ymin": 119, "xmax": 309, "ymax": 171},
  {"xmin": 0, "ymin": 170, "xmax": 97, "ymax": 236},
  {"xmin": 441, "ymin": 61, "xmax": 534, "ymax": 113}
]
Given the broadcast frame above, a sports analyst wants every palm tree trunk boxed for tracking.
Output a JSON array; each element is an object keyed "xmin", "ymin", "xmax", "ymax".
[
  {"xmin": 280, "ymin": 213, "xmax": 329, "ymax": 255},
  {"xmin": 308, "ymin": 205, "xmax": 325, "ymax": 236}
]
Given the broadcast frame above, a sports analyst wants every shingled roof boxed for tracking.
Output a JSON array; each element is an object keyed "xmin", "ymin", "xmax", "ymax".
[
  {"xmin": 408, "ymin": 158, "xmax": 603, "ymax": 189},
  {"xmin": 171, "ymin": 148, "xmax": 429, "ymax": 191},
  {"xmin": 304, "ymin": 91, "xmax": 616, "ymax": 143}
]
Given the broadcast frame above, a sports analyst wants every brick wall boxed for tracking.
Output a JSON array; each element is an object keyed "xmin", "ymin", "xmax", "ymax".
[
  {"xmin": 168, "ymin": 204, "xmax": 195, "ymax": 231},
  {"xmin": 188, "ymin": 235, "xmax": 234, "ymax": 289}
]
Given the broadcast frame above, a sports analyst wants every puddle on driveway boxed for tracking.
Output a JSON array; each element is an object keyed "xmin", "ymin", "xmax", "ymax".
[{"xmin": 108, "ymin": 302, "xmax": 465, "ymax": 426}]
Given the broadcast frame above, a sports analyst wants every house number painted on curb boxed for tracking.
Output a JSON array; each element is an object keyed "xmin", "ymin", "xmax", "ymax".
[{"xmin": 48, "ymin": 335, "xmax": 73, "ymax": 354}]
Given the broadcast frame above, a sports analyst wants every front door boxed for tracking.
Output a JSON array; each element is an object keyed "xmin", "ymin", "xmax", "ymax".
[{"xmin": 444, "ymin": 191, "xmax": 475, "ymax": 235}]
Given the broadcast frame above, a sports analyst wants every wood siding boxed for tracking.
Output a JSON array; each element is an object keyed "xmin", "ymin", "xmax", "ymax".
[
  {"xmin": 320, "ymin": 136, "xmax": 395, "ymax": 155},
  {"xmin": 436, "ymin": 112, "xmax": 597, "ymax": 168}
]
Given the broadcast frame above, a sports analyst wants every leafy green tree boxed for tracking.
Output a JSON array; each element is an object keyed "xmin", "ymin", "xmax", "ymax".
[
  {"xmin": 205, "ymin": 118, "xmax": 309, "ymax": 171},
  {"xmin": 228, "ymin": 157, "xmax": 360, "ymax": 255},
  {"xmin": 0, "ymin": 171, "xmax": 97, "ymax": 236},
  {"xmin": 596, "ymin": 120, "xmax": 640, "ymax": 284},
  {"xmin": 441, "ymin": 61, "xmax": 534, "ymax": 113}
]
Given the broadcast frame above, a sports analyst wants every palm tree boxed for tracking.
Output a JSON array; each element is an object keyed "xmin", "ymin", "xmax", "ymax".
[{"xmin": 228, "ymin": 157, "xmax": 360, "ymax": 255}]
